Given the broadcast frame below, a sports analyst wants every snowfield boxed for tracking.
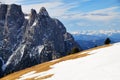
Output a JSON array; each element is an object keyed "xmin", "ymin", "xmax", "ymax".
[
  {"xmin": 16, "ymin": 42, "xmax": 120, "ymax": 80},
  {"xmin": 3, "ymin": 42, "xmax": 120, "ymax": 80},
  {"xmin": 46, "ymin": 43, "xmax": 120, "ymax": 80}
]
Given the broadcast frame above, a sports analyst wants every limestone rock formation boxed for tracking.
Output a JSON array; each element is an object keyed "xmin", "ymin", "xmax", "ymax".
[{"xmin": 0, "ymin": 4, "xmax": 81, "ymax": 77}]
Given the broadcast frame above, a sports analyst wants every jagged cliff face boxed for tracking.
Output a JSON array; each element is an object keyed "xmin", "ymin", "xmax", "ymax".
[{"xmin": 0, "ymin": 4, "xmax": 80, "ymax": 76}]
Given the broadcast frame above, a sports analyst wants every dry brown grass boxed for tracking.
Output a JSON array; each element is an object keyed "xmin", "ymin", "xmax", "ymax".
[
  {"xmin": 1, "ymin": 54, "xmax": 88, "ymax": 80},
  {"xmin": 35, "ymin": 74, "xmax": 54, "ymax": 80},
  {"xmin": 1, "ymin": 44, "xmax": 111, "ymax": 80}
]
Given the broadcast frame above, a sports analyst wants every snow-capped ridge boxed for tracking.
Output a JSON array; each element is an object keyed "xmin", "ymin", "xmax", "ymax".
[{"xmin": 71, "ymin": 30, "xmax": 120, "ymax": 35}]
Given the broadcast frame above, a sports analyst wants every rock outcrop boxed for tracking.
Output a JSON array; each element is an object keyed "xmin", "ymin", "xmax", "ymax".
[{"xmin": 0, "ymin": 4, "xmax": 81, "ymax": 77}]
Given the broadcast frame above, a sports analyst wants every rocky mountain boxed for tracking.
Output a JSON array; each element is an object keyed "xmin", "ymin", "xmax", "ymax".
[{"xmin": 0, "ymin": 4, "xmax": 80, "ymax": 77}]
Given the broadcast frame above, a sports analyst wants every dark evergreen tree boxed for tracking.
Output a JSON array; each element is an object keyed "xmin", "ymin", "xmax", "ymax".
[
  {"xmin": 71, "ymin": 47, "xmax": 80, "ymax": 54},
  {"xmin": 94, "ymin": 45, "xmax": 97, "ymax": 47},
  {"xmin": 104, "ymin": 38, "xmax": 111, "ymax": 44}
]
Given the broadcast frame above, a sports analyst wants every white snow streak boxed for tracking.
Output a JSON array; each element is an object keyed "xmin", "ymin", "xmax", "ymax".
[
  {"xmin": 17, "ymin": 70, "xmax": 53, "ymax": 80},
  {"xmin": 5, "ymin": 44, "xmax": 26, "ymax": 66},
  {"xmin": 37, "ymin": 45, "xmax": 44, "ymax": 54},
  {"xmin": 16, "ymin": 71, "xmax": 36, "ymax": 80},
  {"xmin": 32, "ymin": 21, "xmax": 37, "ymax": 26},
  {"xmin": 20, "ymin": 45, "xmax": 26, "ymax": 57}
]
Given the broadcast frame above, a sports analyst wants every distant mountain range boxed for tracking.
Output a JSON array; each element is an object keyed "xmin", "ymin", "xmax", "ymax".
[{"xmin": 72, "ymin": 33, "xmax": 120, "ymax": 50}]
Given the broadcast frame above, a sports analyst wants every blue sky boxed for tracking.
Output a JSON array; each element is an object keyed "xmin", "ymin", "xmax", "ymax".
[{"xmin": 1, "ymin": 0, "xmax": 120, "ymax": 34}]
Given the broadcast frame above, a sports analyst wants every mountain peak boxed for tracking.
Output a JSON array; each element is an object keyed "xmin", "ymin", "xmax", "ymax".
[
  {"xmin": 39, "ymin": 7, "xmax": 49, "ymax": 17},
  {"xmin": 28, "ymin": 9, "xmax": 37, "ymax": 26},
  {"xmin": 0, "ymin": 4, "xmax": 80, "ymax": 78},
  {"xmin": 7, "ymin": 4, "xmax": 22, "ymax": 13}
]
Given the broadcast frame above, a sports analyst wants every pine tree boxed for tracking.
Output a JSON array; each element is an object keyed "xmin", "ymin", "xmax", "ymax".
[
  {"xmin": 71, "ymin": 47, "xmax": 80, "ymax": 54},
  {"xmin": 104, "ymin": 38, "xmax": 111, "ymax": 44}
]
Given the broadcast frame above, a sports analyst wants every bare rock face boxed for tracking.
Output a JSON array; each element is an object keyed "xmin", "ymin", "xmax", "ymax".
[
  {"xmin": 0, "ymin": 58, "xmax": 3, "ymax": 77},
  {"xmin": 64, "ymin": 32, "xmax": 80, "ymax": 53},
  {"xmin": 28, "ymin": 9, "xmax": 37, "ymax": 26},
  {"xmin": 39, "ymin": 7, "xmax": 50, "ymax": 17},
  {"xmin": 0, "ymin": 4, "xmax": 81, "ymax": 77},
  {"xmin": 0, "ymin": 4, "xmax": 8, "ymax": 46},
  {"xmin": 0, "ymin": 4, "xmax": 25, "ymax": 64},
  {"xmin": 0, "ymin": 4, "xmax": 8, "ymax": 20},
  {"xmin": 4, "ymin": 4, "xmax": 24, "ymax": 45}
]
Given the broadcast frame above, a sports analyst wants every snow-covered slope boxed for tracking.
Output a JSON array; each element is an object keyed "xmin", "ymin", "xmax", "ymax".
[
  {"xmin": 45, "ymin": 43, "xmax": 120, "ymax": 80},
  {"xmin": 1, "ymin": 42, "xmax": 120, "ymax": 80}
]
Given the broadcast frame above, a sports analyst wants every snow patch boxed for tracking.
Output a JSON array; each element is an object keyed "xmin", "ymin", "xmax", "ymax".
[
  {"xmin": 45, "ymin": 42, "xmax": 120, "ymax": 80},
  {"xmin": 20, "ymin": 71, "xmax": 36, "ymax": 78},
  {"xmin": 17, "ymin": 71, "xmax": 36, "ymax": 80},
  {"xmin": 20, "ymin": 45, "xmax": 26, "ymax": 57},
  {"xmin": 5, "ymin": 44, "xmax": 26, "ymax": 66},
  {"xmin": 17, "ymin": 70, "xmax": 53, "ymax": 80},
  {"xmin": 32, "ymin": 21, "xmax": 37, "ymax": 26},
  {"xmin": 50, "ymin": 59, "xmax": 59, "ymax": 62},
  {"xmin": 25, "ymin": 16, "xmax": 29, "ymax": 19},
  {"xmin": 37, "ymin": 45, "xmax": 44, "ymax": 54}
]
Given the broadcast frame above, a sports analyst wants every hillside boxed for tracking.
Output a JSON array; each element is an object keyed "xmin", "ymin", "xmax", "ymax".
[{"xmin": 1, "ymin": 43, "xmax": 120, "ymax": 80}]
